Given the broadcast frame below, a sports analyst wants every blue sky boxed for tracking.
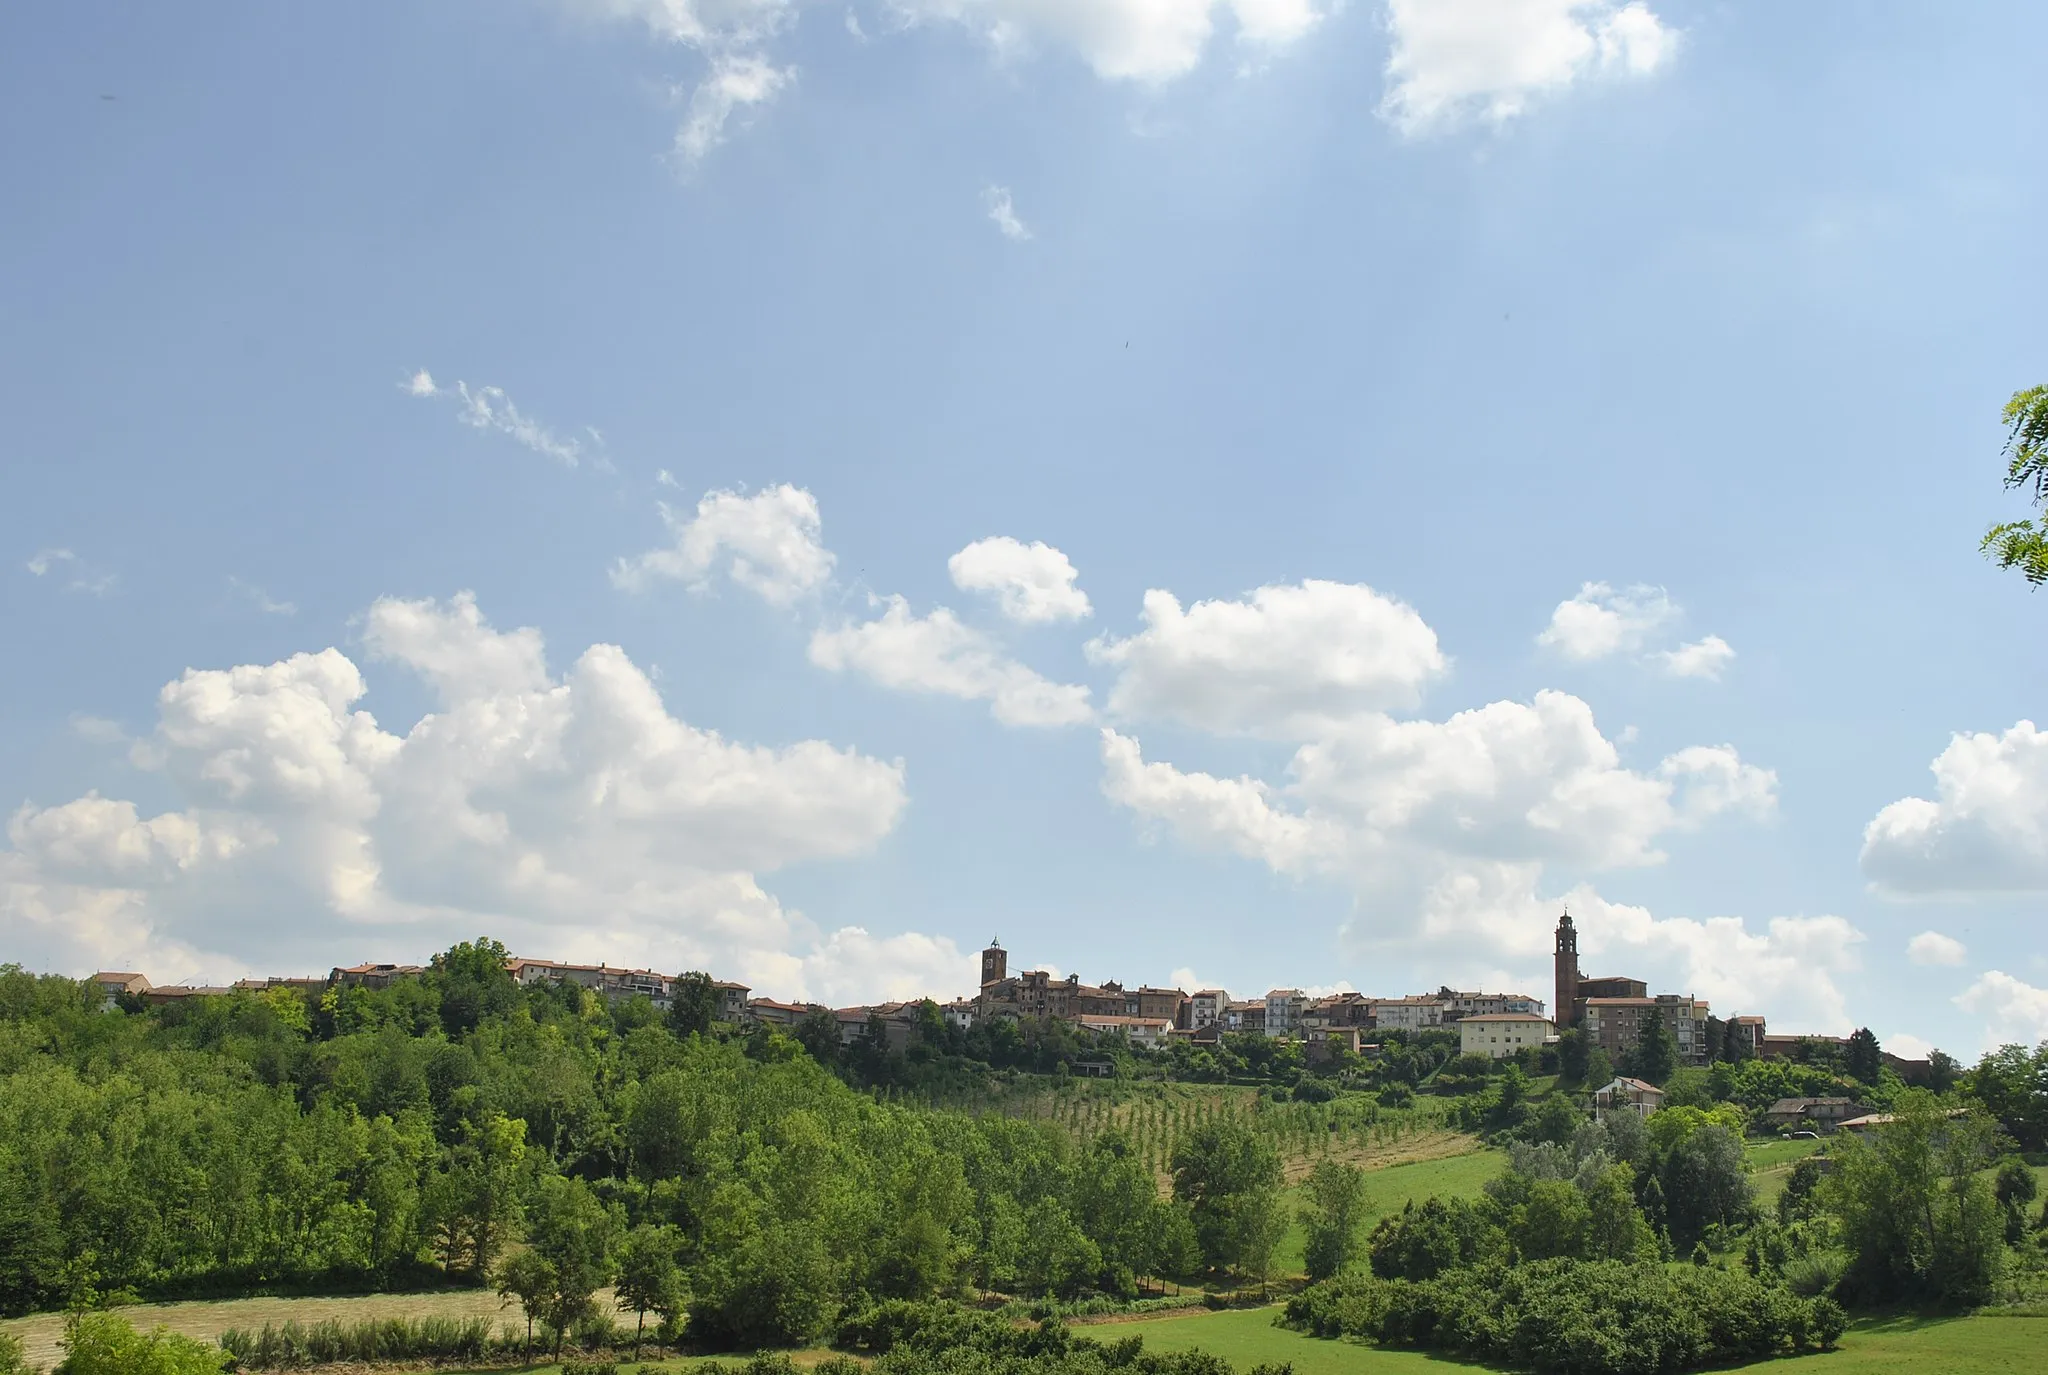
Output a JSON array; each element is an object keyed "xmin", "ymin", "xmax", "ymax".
[{"xmin": 4, "ymin": 1, "xmax": 2045, "ymax": 1057}]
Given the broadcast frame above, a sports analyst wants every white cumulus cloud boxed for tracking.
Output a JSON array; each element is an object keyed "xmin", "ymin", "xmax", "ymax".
[
  {"xmin": 1092, "ymin": 573, "xmax": 1785, "ymax": 1013},
  {"xmin": 1088, "ymin": 580, "xmax": 1446, "ymax": 736},
  {"xmin": 1956, "ymin": 971, "xmax": 2048, "ymax": 1048},
  {"xmin": 1656, "ymin": 635, "xmax": 1735, "ymax": 681},
  {"xmin": 1104, "ymin": 692, "xmax": 1772, "ymax": 882},
  {"xmin": 811, "ymin": 596, "xmax": 1093, "ymax": 727},
  {"xmin": 1906, "ymin": 930, "xmax": 1967, "ymax": 967},
  {"xmin": 1538, "ymin": 581, "xmax": 1678, "ymax": 661},
  {"xmin": 613, "ymin": 484, "xmax": 837, "ymax": 607},
  {"xmin": 0, "ymin": 594, "xmax": 918, "ymax": 1001},
  {"xmin": 948, "ymin": 536, "xmax": 1090, "ymax": 622},
  {"xmin": 1380, "ymin": 0, "xmax": 1679, "ymax": 135},
  {"xmin": 1861, "ymin": 720, "xmax": 2048, "ymax": 896}
]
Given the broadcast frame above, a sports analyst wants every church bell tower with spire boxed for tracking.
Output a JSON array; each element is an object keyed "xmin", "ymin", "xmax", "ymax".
[
  {"xmin": 1553, "ymin": 908, "xmax": 1581, "ymax": 1030},
  {"xmin": 980, "ymin": 937, "xmax": 1007, "ymax": 988}
]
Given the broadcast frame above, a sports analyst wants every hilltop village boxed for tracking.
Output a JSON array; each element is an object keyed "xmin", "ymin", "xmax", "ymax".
[{"xmin": 90, "ymin": 910, "xmax": 1922, "ymax": 1082}]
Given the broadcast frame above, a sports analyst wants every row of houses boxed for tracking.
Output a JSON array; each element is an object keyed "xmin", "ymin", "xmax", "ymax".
[
  {"xmin": 89, "ymin": 912, "xmax": 1926, "ymax": 1091},
  {"xmin": 969, "ymin": 939, "xmax": 1550, "ymax": 1047}
]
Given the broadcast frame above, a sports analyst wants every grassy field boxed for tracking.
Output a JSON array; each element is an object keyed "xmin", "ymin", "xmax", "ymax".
[
  {"xmin": 0, "ymin": 1288, "xmax": 523, "ymax": 1370},
  {"xmin": 1116, "ymin": 1303, "xmax": 2048, "ymax": 1375},
  {"xmin": 1746, "ymin": 1136, "xmax": 1829, "ymax": 1204},
  {"xmin": 1270, "ymin": 1142, "xmax": 1503, "ymax": 1278}
]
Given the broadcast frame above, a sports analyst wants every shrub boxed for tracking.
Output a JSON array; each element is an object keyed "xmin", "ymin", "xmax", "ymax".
[
  {"xmin": 562, "ymin": 1363, "xmax": 616, "ymax": 1375},
  {"xmin": 1781, "ymin": 1251, "xmax": 1848, "ymax": 1298},
  {"xmin": 1282, "ymin": 1259, "xmax": 1843, "ymax": 1373},
  {"xmin": 0, "ymin": 1332, "xmax": 29, "ymax": 1375},
  {"xmin": 217, "ymin": 1315, "xmax": 493, "ymax": 1369},
  {"xmin": 56, "ymin": 1313, "xmax": 226, "ymax": 1375}
]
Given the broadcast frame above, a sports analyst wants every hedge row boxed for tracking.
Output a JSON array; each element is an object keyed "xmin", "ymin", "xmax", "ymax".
[{"xmin": 1283, "ymin": 1260, "xmax": 1846, "ymax": 1375}]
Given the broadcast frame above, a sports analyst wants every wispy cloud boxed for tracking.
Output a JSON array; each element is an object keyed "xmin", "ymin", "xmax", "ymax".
[
  {"xmin": 405, "ymin": 369, "xmax": 607, "ymax": 471},
  {"xmin": 228, "ymin": 576, "xmax": 297, "ymax": 617},
  {"xmin": 674, "ymin": 55, "xmax": 794, "ymax": 168},
  {"xmin": 26, "ymin": 547, "xmax": 115, "ymax": 595},
  {"xmin": 982, "ymin": 185, "xmax": 1032, "ymax": 241}
]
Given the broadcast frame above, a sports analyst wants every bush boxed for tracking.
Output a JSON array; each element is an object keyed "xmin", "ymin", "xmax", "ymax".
[
  {"xmin": 1781, "ymin": 1251, "xmax": 1849, "ymax": 1298},
  {"xmin": 56, "ymin": 1313, "xmax": 226, "ymax": 1375},
  {"xmin": 0, "ymin": 1332, "xmax": 28, "ymax": 1375},
  {"xmin": 217, "ymin": 1315, "xmax": 493, "ymax": 1369},
  {"xmin": 562, "ymin": 1363, "xmax": 616, "ymax": 1375},
  {"xmin": 1283, "ymin": 1260, "xmax": 1843, "ymax": 1373}
]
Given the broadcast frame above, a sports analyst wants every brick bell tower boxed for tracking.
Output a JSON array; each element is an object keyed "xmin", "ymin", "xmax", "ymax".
[
  {"xmin": 980, "ymin": 937, "xmax": 1007, "ymax": 988},
  {"xmin": 1553, "ymin": 908, "xmax": 1581, "ymax": 1030}
]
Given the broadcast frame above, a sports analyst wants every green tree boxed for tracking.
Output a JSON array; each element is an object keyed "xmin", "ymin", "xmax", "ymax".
[
  {"xmin": 1510, "ymin": 1179, "xmax": 1591, "ymax": 1260},
  {"xmin": 1556, "ymin": 1027, "xmax": 1589, "ymax": 1084},
  {"xmin": 794, "ymin": 1007, "xmax": 843, "ymax": 1067},
  {"xmin": 428, "ymin": 938, "xmax": 517, "ymax": 1036},
  {"xmin": 523, "ymin": 1174, "xmax": 621, "ymax": 1356},
  {"xmin": 613, "ymin": 1224, "xmax": 684, "ymax": 1358},
  {"xmin": 1169, "ymin": 1117, "xmax": 1283, "ymax": 1275},
  {"xmin": 1076, "ymin": 1129, "xmax": 1165, "ymax": 1292},
  {"xmin": 1627, "ymin": 1008, "xmax": 1678, "ymax": 1085},
  {"xmin": 1016, "ymin": 1198, "xmax": 1100, "ymax": 1298},
  {"xmin": 1824, "ymin": 1090, "xmax": 2006, "ymax": 1304},
  {"xmin": 1582, "ymin": 1163, "xmax": 1656, "ymax": 1260},
  {"xmin": 667, "ymin": 972, "xmax": 721, "ymax": 1039},
  {"xmin": 1844, "ymin": 1027, "xmax": 1883, "ymax": 1086},
  {"xmin": 1969, "ymin": 1041, "xmax": 2048, "ymax": 1152},
  {"xmin": 1299, "ymin": 1159, "xmax": 1371, "ymax": 1281},
  {"xmin": 54, "ymin": 1313, "xmax": 225, "ymax": 1375},
  {"xmin": 1981, "ymin": 384, "xmax": 2048, "ymax": 583},
  {"xmin": 426, "ymin": 1110, "xmax": 528, "ymax": 1277},
  {"xmin": 494, "ymin": 1249, "xmax": 554, "ymax": 1358},
  {"xmin": 1994, "ymin": 1159, "xmax": 2039, "ymax": 1246},
  {"xmin": 1527, "ymin": 1094, "xmax": 1583, "ymax": 1146},
  {"xmin": 1659, "ymin": 1123, "xmax": 1753, "ymax": 1251},
  {"xmin": 1236, "ymin": 1187, "xmax": 1289, "ymax": 1293}
]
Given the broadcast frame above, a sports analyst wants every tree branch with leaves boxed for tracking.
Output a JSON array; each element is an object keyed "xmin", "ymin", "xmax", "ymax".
[{"xmin": 1981, "ymin": 385, "xmax": 2048, "ymax": 584}]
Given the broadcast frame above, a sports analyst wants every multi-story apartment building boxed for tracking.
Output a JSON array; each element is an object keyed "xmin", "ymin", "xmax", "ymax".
[
  {"xmin": 1189, "ymin": 989, "xmax": 1231, "ymax": 1030},
  {"xmin": 1370, "ymin": 995, "xmax": 1444, "ymax": 1031},
  {"xmin": 1301, "ymin": 992, "xmax": 1372, "ymax": 1031},
  {"xmin": 1458, "ymin": 1012, "xmax": 1556, "ymax": 1059},
  {"xmin": 1441, "ymin": 990, "xmax": 1546, "ymax": 1020},
  {"xmin": 1265, "ymin": 989, "xmax": 1307, "ymax": 1038},
  {"xmin": 1581, "ymin": 994, "xmax": 1712, "ymax": 1068},
  {"xmin": 1136, "ymin": 987, "xmax": 1190, "ymax": 1027}
]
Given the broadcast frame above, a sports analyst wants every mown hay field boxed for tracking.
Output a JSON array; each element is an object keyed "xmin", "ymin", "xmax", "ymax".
[{"xmin": 0, "ymin": 1288, "xmax": 522, "ymax": 1370}]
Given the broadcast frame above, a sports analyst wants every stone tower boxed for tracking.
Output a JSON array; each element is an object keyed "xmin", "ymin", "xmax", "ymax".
[
  {"xmin": 980, "ymin": 937, "xmax": 1007, "ymax": 988},
  {"xmin": 1553, "ymin": 908, "xmax": 1580, "ymax": 1030}
]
